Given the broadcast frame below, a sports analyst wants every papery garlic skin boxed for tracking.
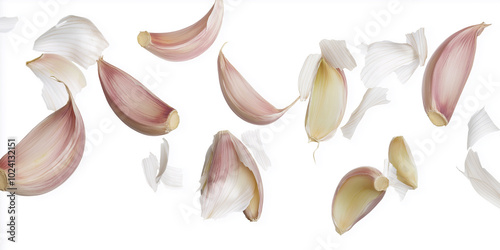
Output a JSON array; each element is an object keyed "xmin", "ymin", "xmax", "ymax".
[
  {"xmin": 27, "ymin": 53, "xmax": 86, "ymax": 111},
  {"xmin": 332, "ymin": 167, "xmax": 388, "ymax": 235},
  {"xmin": 138, "ymin": 0, "xmax": 223, "ymax": 61},
  {"xmin": 462, "ymin": 150, "xmax": 500, "ymax": 209},
  {"xmin": 218, "ymin": 46, "xmax": 298, "ymax": 125},
  {"xmin": 305, "ymin": 58, "xmax": 347, "ymax": 142},
  {"xmin": 34, "ymin": 15, "xmax": 109, "ymax": 69},
  {"xmin": 0, "ymin": 17, "xmax": 18, "ymax": 32},
  {"xmin": 423, "ymin": 23, "xmax": 489, "ymax": 126},
  {"xmin": 97, "ymin": 58, "xmax": 179, "ymax": 136},
  {"xmin": 0, "ymin": 85, "xmax": 85, "ymax": 196},
  {"xmin": 200, "ymin": 131, "xmax": 263, "ymax": 221},
  {"xmin": 388, "ymin": 136, "xmax": 417, "ymax": 189}
]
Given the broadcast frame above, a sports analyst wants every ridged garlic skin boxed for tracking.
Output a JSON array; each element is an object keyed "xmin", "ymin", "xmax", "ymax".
[
  {"xmin": 0, "ymin": 87, "xmax": 85, "ymax": 196},
  {"xmin": 97, "ymin": 58, "xmax": 179, "ymax": 136},
  {"xmin": 138, "ymin": 0, "xmax": 223, "ymax": 61},
  {"xmin": 34, "ymin": 15, "xmax": 109, "ymax": 69},
  {"xmin": 423, "ymin": 23, "xmax": 489, "ymax": 126},
  {"xmin": 218, "ymin": 46, "xmax": 298, "ymax": 125},
  {"xmin": 27, "ymin": 53, "xmax": 87, "ymax": 111},
  {"xmin": 200, "ymin": 131, "xmax": 263, "ymax": 221},
  {"xmin": 332, "ymin": 167, "xmax": 388, "ymax": 235}
]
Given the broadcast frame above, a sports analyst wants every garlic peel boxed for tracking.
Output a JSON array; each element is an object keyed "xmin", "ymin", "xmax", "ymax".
[
  {"xmin": 467, "ymin": 108, "xmax": 499, "ymax": 149},
  {"xmin": 142, "ymin": 138, "xmax": 181, "ymax": 191},
  {"xmin": 332, "ymin": 167, "xmax": 388, "ymax": 235},
  {"xmin": 200, "ymin": 131, "xmax": 263, "ymax": 221},
  {"xmin": 242, "ymin": 130, "xmax": 271, "ymax": 170},
  {"xmin": 34, "ymin": 15, "xmax": 108, "ymax": 69},
  {"xmin": 138, "ymin": 0, "xmax": 223, "ymax": 61},
  {"xmin": 361, "ymin": 28, "xmax": 427, "ymax": 88},
  {"xmin": 0, "ymin": 17, "xmax": 18, "ymax": 32},
  {"xmin": 0, "ymin": 85, "xmax": 85, "ymax": 196},
  {"xmin": 319, "ymin": 39, "xmax": 356, "ymax": 71},
  {"xmin": 423, "ymin": 23, "xmax": 489, "ymax": 126},
  {"xmin": 97, "ymin": 57, "xmax": 179, "ymax": 136},
  {"xmin": 27, "ymin": 53, "xmax": 86, "ymax": 111},
  {"xmin": 384, "ymin": 160, "xmax": 412, "ymax": 200},
  {"xmin": 462, "ymin": 150, "xmax": 500, "ymax": 209},
  {"xmin": 298, "ymin": 54, "xmax": 322, "ymax": 101},
  {"xmin": 341, "ymin": 88, "xmax": 389, "ymax": 139},
  {"xmin": 218, "ymin": 47, "xmax": 298, "ymax": 125}
]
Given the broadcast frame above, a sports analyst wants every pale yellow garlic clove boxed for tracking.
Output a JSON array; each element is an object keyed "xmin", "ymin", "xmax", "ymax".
[
  {"xmin": 332, "ymin": 167, "xmax": 388, "ymax": 235},
  {"xmin": 97, "ymin": 57, "xmax": 179, "ymax": 136},
  {"xmin": 423, "ymin": 23, "xmax": 489, "ymax": 126},
  {"xmin": 200, "ymin": 130, "xmax": 263, "ymax": 221},
  {"xmin": 388, "ymin": 136, "xmax": 418, "ymax": 189},
  {"xmin": 0, "ymin": 84, "xmax": 85, "ymax": 196},
  {"xmin": 305, "ymin": 58, "xmax": 347, "ymax": 142}
]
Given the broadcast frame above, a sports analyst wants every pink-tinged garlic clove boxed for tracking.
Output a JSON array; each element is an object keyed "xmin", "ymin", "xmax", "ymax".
[
  {"xmin": 0, "ymin": 84, "xmax": 85, "ymax": 196},
  {"xmin": 199, "ymin": 131, "xmax": 263, "ymax": 221},
  {"xmin": 138, "ymin": 0, "xmax": 224, "ymax": 61},
  {"xmin": 218, "ymin": 46, "xmax": 298, "ymax": 125},
  {"xmin": 423, "ymin": 23, "xmax": 490, "ymax": 126},
  {"xmin": 97, "ymin": 57, "xmax": 179, "ymax": 136}
]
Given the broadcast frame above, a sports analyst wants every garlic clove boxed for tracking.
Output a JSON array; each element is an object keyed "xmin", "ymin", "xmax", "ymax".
[
  {"xmin": 467, "ymin": 107, "xmax": 499, "ymax": 149},
  {"xmin": 423, "ymin": 23, "xmax": 490, "ymax": 126},
  {"xmin": 461, "ymin": 150, "xmax": 500, "ymax": 209},
  {"xmin": 305, "ymin": 58, "xmax": 347, "ymax": 142},
  {"xmin": 341, "ymin": 87, "xmax": 390, "ymax": 139},
  {"xmin": 218, "ymin": 46, "xmax": 298, "ymax": 125},
  {"xmin": 138, "ymin": 0, "xmax": 223, "ymax": 61},
  {"xmin": 0, "ymin": 17, "xmax": 18, "ymax": 32},
  {"xmin": 332, "ymin": 167, "xmax": 388, "ymax": 235},
  {"xmin": 97, "ymin": 57, "xmax": 179, "ymax": 136},
  {"xmin": 0, "ymin": 84, "xmax": 85, "ymax": 196},
  {"xmin": 200, "ymin": 131, "xmax": 263, "ymax": 221},
  {"xmin": 361, "ymin": 28, "xmax": 427, "ymax": 88},
  {"xmin": 27, "ymin": 53, "xmax": 86, "ymax": 111},
  {"xmin": 388, "ymin": 136, "xmax": 418, "ymax": 189},
  {"xmin": 34, "ymin": 15, "xmax": 108, "ymax": 69}
]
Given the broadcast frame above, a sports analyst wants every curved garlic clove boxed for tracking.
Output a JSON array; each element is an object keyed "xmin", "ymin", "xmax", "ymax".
[
  {"xmin": 26, "ymin": 53, "xmax": 86, "ymax": 111},
  {"xmin": 34, "ymin": 15, "xmax": 109, "ymax": 69},
  {"xmin": 218, "ymin": 46, "xmax": 298, "ymax": 125},
  {"xmin": 97, "ymin": 57, "xmax": 179, "ymax": 136},
  {"xmin": 305, "ymin": 58, "xmax": 347, "ymax": 142},
  {"xmin": 332, "ymin": 167, "xmax": 388, "ymax": 235},
  {"xmin": 0, "ymin": 84, "xmax": 85, "ymax": 196},
  {"xmin": 200, "ymin": 130, "xmax": 263, "ymax": 221},
  {"xmin": 423, "ymin": 23, "xmax": 489, "ymax": 126},
  {"xmin": 138, "ymin": 0, "xmax": 224, "ymax": 61},
  {"xmin": 388, "ymin": 136, "xmax": 417, "ymax": 189}
]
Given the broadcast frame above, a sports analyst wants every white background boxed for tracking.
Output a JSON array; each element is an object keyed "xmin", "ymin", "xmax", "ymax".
[{"xmin": 1, "ymin": 0, "xmax": 500, "ymax": 249}]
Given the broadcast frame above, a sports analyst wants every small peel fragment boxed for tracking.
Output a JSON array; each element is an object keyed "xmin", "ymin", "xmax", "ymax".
[
  {"xmin": 461, "ymin": 150, "xmax": 500, "ymax": 209},
  {"xmin": 0, "ymin": 17, "xmax": 18, "ymax": 32},
  {"xmin": 298, "ymin": 54, "xmax": 322, "ymax": 101},
  {"xmin": 241, "ymin": 130, "xmax": 271, "ymax": 170},
  {"xmin": 142, "ymin": 138, "xmax": 182, "ymax": 191},
  {"xmin": 361, "ymin": 28, "xmax": 427, "ymax": 88},
  {"xmin": 384, "ymin": 160, "xmax": 413, "ymax": 200},
  {"xmin": 467, "ymin": 108, "xmax": 499, "ymax": 149},
  {"xmin": 341, "ymin": 88, "xmax": 390, "ymax": 139}
]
